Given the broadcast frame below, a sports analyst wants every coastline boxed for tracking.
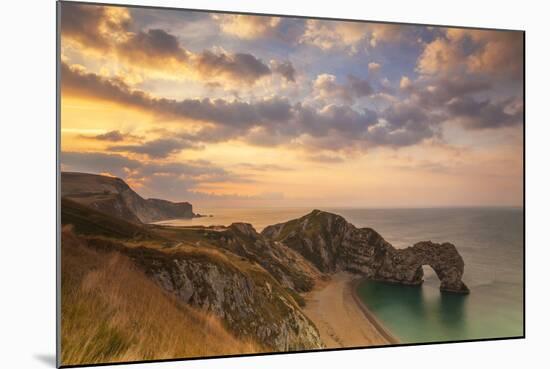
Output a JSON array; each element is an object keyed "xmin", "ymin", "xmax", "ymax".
[
  {"xmin": 349, "ymin": 278, "xmax": 400, "ymax": 345},
  {"xmin": 302, "ymin": 272, "xmax": 399, "ymax": 349}
]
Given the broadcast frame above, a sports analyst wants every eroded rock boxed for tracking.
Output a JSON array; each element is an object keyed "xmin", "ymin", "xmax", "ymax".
[{"xmin": 262, "ymin": 210, "xmax": 469, "ymax": 294}]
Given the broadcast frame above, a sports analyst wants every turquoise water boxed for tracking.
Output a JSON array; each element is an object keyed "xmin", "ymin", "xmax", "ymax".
[
  {"xmin": 350, "ymin": 208, "xmax": 524, "ymax": 343},
  {"xmin": 160, "ymin": 206, "xmax": 524, "ymax": 343}
]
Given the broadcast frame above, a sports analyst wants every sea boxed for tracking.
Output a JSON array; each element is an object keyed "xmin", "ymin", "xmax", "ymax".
[{"xmin": 155, "ymin": 207, "xmax": 524, "ymax": 344}]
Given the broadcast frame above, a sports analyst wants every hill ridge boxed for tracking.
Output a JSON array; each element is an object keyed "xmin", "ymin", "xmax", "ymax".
[{"xmin": 61, "ymin": 172, "xmax": 195, "ymax": 223}]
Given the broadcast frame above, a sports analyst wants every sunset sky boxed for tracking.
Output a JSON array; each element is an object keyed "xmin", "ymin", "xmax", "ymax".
[{"xmin": 60, "ymin": 2, "xmax": 524, "ymax": 208}]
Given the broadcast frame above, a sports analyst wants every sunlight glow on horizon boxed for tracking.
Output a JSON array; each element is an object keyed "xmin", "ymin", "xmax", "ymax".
[{"xmin": 59, "ymin": 3, "xmax": 524, "ymax": 208}]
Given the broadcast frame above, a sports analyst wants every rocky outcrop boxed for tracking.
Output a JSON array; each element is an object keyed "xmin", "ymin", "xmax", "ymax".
[
  {"xmin": 262, "ymin": 210, "xmax": 469, "ymax": 294},
  {"xmin": 205, "ymin": 222, "xmax": 321, "ymax": 292},
  {"xmin": 374, "ymin": 241, "xmax": 469, "ymax": 293},
  {"xmin": 146, "ymin": 198, "xmax": 194, "ymax": 219},
  {"xmin": 61, "ymin": 172, "xmax": 194, "ymax": 223},
  {"xmin": 84, "ymin": 237, "xmax": 324, "ymax": 351}
]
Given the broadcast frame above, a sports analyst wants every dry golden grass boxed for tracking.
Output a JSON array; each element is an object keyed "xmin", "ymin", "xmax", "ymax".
[{"xmin": 61, "ymin": 227, "xmax": 262, "ymax": 366}]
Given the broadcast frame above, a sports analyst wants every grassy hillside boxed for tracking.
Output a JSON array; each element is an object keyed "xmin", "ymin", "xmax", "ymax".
[{"xmin": 61, "ymin": 226, "xmax": 261, "ymax": 366}]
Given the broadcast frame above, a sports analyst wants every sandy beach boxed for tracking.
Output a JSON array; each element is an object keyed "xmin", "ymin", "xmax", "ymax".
[{"xmin": 302, "ymin": 272, "xmax": 398, "ymax": 348}]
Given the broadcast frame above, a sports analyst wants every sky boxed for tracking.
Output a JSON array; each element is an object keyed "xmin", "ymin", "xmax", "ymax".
[{"xmin": 59, "ymin": 2, "xmax": 524, "ymax": 208}]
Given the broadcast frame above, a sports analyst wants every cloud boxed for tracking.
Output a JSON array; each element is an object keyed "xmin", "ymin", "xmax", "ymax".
[
  {"xmin": 396, "ymin": 74, "xmax": 522, "ymax": 130},
  {"xmin": 67, "ymin": 58, "xmax": 520, "ymax": 151},
  {"xmin": 61, "ymin": 62, "xmax": 292, "ymax": 128},
  {"xmin": 118, "ymin": 28, "xmax": 189, "ymax": 68},
  {"xmin": 61, "ymin": 151, "xmax": 141, "ymax": 179},
  {"xmin": 348, "ymin": 75, "xmax": 374, "ymax": 98},
  {"xmin": 214, "ymin": 14, "xmax": 282, "ymax": 39},
  {"xmin": 312, "ymin": 74, "xmax": 373, "ymax": 104},
  {"xmin": 368, "ymin": 24, "xmax": 404, "ymax": 47},
  {"xmin": 270, "ymin": 60, "xmax": 296, "ymax": 82},
  {"xmin": 293, "ymin": 102, "xmax": 434, "ymax": 152},
  {"xmin": 368, "ymin": 62, "xmax": 381, "ymax": 72},
  {"xmin": 235, "ymin": 163, "xmax": 292, "ymax": 171},
  {"xmin": 109, "ymin": 138, "xmax": 201, "ymax": 158},
  {"xmin": 399, "ymin": 76, "xmax": 412, "ymax": 89},
  {"xmin": 80, "ymin": 130, "xmax": 141, "ymax": 142},
  {"xmin": 417, "ymin": 37, "xmax": 463, "ymax": 75},
  {"xmin": 464, "ymin": 31, "xmax": 523, "ymax": 79},
  {"xmin": 446, "ymin": 96, "xmax": 523, "ymax": 130},
  {"xmin": 194, "ymin": 51, "xmax": 271, "ymax": 84},
  {"xmin": 60, "ymin": 3, "xmax": 131, "ymax": 50},
  {"xmin": 300, "ymin": 19, "xmax": 368, "ymax": 52},
  {"xmin": 61, "ymin": 3, "xmax": 287, "ymax": 86},
  {"xmin": 64, "ymin": 53, "xmax": 519, "ymax": 150},
  {"xmin": 382, "ymin": 101, "xmax": 430, "ymax": 129},
  {"xmin": 300, "ymin": 21, "xmax": 408, "ymax": 52},
  {"xmin": 417, "ymin": 28, "xmax": 523, "ymax": 80},
  {"xmin": 305, "ymin": 154, "xmax": 345, "ymax": 163},
  {"xmin": 402, "ymin": 75, "xmax": 492, "ymax": 108},
  {"xmin": 62, "ymin": 61, "xmax": 444, "ymax": 152},
  {"xmin": 61, "ymin": 151, "xmax": 251, "ymax": 200}
]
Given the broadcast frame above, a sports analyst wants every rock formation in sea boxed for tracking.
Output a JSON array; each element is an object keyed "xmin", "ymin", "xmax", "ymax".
[{"xmin": 262, "ymin": 209, "xmax": 469, "ymax": 294}]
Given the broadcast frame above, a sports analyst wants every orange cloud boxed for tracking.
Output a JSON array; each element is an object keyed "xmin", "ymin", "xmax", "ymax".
[
  {"xmin": 300, "ymin": 21, "xmax": 406, "ymax": 52},
  {"xmin": 214, "ymin": 14, "xmax": 282, "ymax": 39},
  {"xmin": 417, "ymin": 37, "xmax": 462, "ymax": 74},
  {"xmin": 61, "ymin": 3, "xmax": 282, "ymax": 86},
  {"xmin": 417, "ymin": 28, "xmax": 523, "ymax": 79},
  {"xmin": 300, "ymin": 19, "xmax": 369, "ymax": 52},
  {"xmin": 368, "ymin": 24, "xmax": 403, "ymax": 47}
]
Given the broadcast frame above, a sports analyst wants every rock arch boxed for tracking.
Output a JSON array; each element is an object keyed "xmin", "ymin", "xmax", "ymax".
[
  {"xmin": 262, "ymin": 210, "xmax": 470, "ymax": 294},
  {"xmin": 375, "ymin": 241, "xmax": 470, "ymax": 294}
]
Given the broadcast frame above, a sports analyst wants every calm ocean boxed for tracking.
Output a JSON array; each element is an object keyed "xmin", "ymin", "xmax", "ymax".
[{"xmin": 156, "ymin": 207, "xmax": 524, "ymax": 343}]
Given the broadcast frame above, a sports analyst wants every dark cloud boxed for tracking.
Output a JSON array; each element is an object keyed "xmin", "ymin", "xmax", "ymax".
[
  {"xmin": 61, "ymin": 3, "xmax": 288, "ymax": 85},
  {"xmin": 80, "ymin": 130, "xmax": 141, "ymax": 142},
  {"xmin": 400, "ymin": 75, "xmax": 522, "ymax": 131},
  {"xmin": 60, "ymin": 3, "xmax": 128, "ymax": 50},
  {"xmin": 61, "ymin": 151, "xmax": 141, "ymax": 178},
  {"xmin": 66, "ymin": 58, "xmax": 521, "ymax": 150},
  {"xmin": 305, "ymin": 154, "xmax": 345, "ymax": 163},
  {"xmin": 121, "ymin": 28, "xmax": 189, "ymax": 62},
  {"xmin": 382, "ymin": 102, "xmax": 430, "ymax": 129},
  {"xmin": 446, "ymin": 96, "xmax": 523, "ymax": 130},
  {"xmin": 136, "ymin": 161, "xmax": 231, "ymax": 181},
  {"xmin": 313, "ymin": 74, "xmax": 374, "ymax": 104},
  {"xmin": 368, "ymin": 120, "xmax": 436, "ymax": 147},
  {"xmin": 63, "ymin": 62, "xmax": 442, "ymax": 151},
  {"xmin": 109, "ymin": 138, "xmax": 201, "ymax": 158},
  {"xmin": 403, "ymin": 76, "xmax": 492, "ymax": 108},
  {"xmin": 61, "ymin": 62, "xmax": 289, "ymax": 128},
  {"xmin": 270, "ymin": 60, "xmax": 296, "ymax": 82},
  {"xmin": 61, "ymin": 151, "xmax": 252, "ymax": 201},
  {"xmin": 348, "ymin": 75, "xmax": 374, "ymax": 97},
  {"xmin": 195, "ymin": 51, "xmax": 271, "ymax": 84},
  {"xmin": 178, "ymin": 126, "xmax": 245, "ymax": 144}
]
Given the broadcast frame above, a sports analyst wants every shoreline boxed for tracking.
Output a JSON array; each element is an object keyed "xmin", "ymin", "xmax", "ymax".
[
  {"xmin": 302, "ymin": 272, "xmax": 399, "ymax": 349},
  {"xmin": 349, "ymin": 278, "xmax": 400, "ymax": 345}
]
